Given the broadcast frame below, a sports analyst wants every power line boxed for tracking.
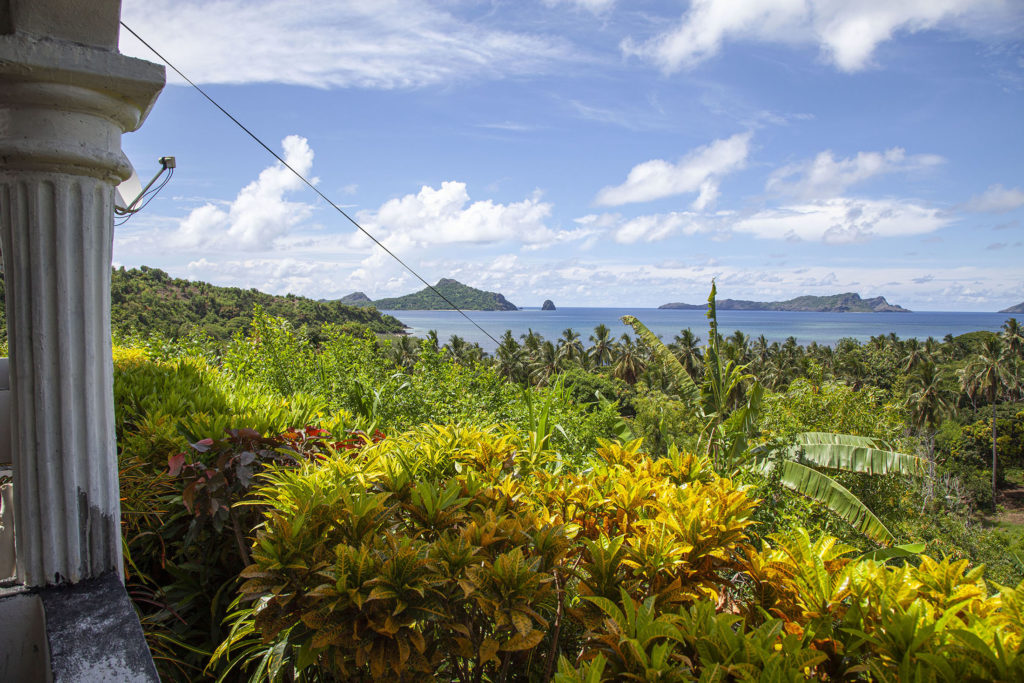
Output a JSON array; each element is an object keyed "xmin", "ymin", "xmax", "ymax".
[{"xmin": 120, "ymin": 21, "xmax": 503, "ymax": 348}]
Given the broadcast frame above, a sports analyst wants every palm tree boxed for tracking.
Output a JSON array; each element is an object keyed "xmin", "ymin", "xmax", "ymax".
[
  {"xmin": 389, "ymin": 334, "xmax": 419, "ymax": 370},
  {"xmin": 1002, "ymin": 318, "xmax": 1023, "ymax": 400},
  {"xmin": 588, "ymin": 323, "xmax": 614, "ymax": 367},
  {"xmin": 557, "ymin": 327, "xmax": 585, "ymax": 365},
  {"xmin": 906, "ymin": 360, "xmax": 953, "ymax": 436},
  {"xmin": 672, "ymin": 328, "xmax": 703, "ymax": 380},
  {"xmin": 959, "ymin": 338, "xmax": 1015, "ymax": 504},
  {"xmin": 520, "ymin": 328, "xmax": 543, "ymax": 358},
  {"xmin": 724, "ymin": 330, "xmax": 751, "ymax": 365},
  {"xmin": 530, "ymin": 340, "xmax": 561, "ymax": 386},
  {"xmin": 752, "ymin": 334, "xmax": 770, "ymax": 370},
  {"xmin": 611, "ymin": 337, "xmax": 646, "ymax": 384},
  {"xmin": 901, "ymin": 338, "xmax": 926, "ymax": 373},
  {"xmin": 495, "ymin": 330, "xmax": 526, "ymax": 382},
  {"xmin": 423, "ymin": 329, "xmax": 440, "ymax": 353},
  {"xmin": 445, "ymin": 334, "xmax": 468, "ymax": 364},
  {"xmin": 623, "ymin": 282, "xmax": 923, "ymax": 545},
  {"xmin": 1003, "ymin": 318, "xmax": 1023, "ymax": 358}
]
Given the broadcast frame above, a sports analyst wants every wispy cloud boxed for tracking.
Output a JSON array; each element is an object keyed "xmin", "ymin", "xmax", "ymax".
[
  {"xmin": 541, "ymin": 0, "xmax": 616, "ymax": 14},
  {"xmin": 621, "ymin": 0, "xmax": 1015, "ymax": 74},
  {"xmin": 767, "ymin": 147, "xmax": 944, "ymax": 199},
  {"xmin": 613, "ymin": 212, "xmax": 709, "ymax": 244},
  {"xmin": 732, "ymin": 197, "xmax": 952, "ymax": 244},
  {"xmin": 121, "ymin": 0, "xmax": 577, "ymax": 89},
  {"xmin": 595, "ymin": 132, "xmax": 751, "ymax": 207},
  {"xmin": 477, "ymin": 121, "xmax": 539, "ymax": 132},
  {"xmin": 965, "ymin": 184, "xmax": 1024, "ymax": 212}
]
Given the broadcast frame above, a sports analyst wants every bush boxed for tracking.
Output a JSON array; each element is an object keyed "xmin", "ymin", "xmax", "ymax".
[{"xmin": 215, "ymin": 424, "xmax": 1024, "ymax": 681}]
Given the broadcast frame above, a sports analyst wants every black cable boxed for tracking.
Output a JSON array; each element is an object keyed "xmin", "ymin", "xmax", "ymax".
[
  {"xmin": 115, "ymin": 167, "xmax": 174, "ymax": 226},
  {"xmin": 120, "ymin": 21, "xmax": 503, "ymax": 348}
]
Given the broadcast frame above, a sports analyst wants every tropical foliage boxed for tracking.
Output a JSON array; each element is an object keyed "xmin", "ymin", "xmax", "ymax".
[{"xmin": 84, "ymin": 275, "xmax": 1023, "ymax": 680}]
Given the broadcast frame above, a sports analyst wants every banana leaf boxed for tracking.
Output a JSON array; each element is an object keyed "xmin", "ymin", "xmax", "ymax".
[
  {"xmin": 779, "ymin": 460, "xmax": 896, "ymax": 545},
  {"xmin": 789, "ymin": 434, "xmax": 925, "ymax": 476},
  {"xmin": 621, "ymin": 315, "xmax": 702, "ymax": 410},
  {"xmin": 857, "ymin": 543, "xmax": 926, "ymax": 563},
  {"xmin": 795, "ymin": 432, "xmax": 889, "ymax": 450}
]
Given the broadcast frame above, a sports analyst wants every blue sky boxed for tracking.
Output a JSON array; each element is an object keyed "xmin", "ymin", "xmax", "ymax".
[{"xmin": 116, "ymin": 0, "xmax": 1024, "ymax": 311}]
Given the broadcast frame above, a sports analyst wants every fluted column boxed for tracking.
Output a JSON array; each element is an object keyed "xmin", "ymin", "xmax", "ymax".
[{"xmin": 0, "ymin": 31, "xmax": 164, "ymax": 586}]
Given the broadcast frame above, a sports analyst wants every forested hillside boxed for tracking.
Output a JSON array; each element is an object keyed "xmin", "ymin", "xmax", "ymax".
[
  {"xmin": 106, "ymin": 266, "xmax": 406, "ymax": 340},
  {"xmin": 0, "ymin": 266, "xmax": 408, "ymax": 343}
]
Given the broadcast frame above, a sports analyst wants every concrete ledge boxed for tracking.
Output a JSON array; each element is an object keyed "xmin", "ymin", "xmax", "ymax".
[
  {"xmin": 39, "ymin": 572, "xmax": 158, "ymax": 682},
  {"xmin": 0, "ymin": 585, "xmax": 50, "ymax": 682}
]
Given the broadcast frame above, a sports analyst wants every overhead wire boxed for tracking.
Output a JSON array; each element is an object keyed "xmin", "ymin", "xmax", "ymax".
[
  {"xmin": 119, "ymin": 21, "xmax": 503, "ymax": 349},
  {"xmin": 115, "ymin": 167, "xmax": 174, "ymax": 226}
]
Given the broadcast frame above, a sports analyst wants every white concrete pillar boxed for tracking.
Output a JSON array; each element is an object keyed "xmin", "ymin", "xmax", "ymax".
[{"xmin": 0, "ymin": 8, "xmax": 164, "ymax": 586}]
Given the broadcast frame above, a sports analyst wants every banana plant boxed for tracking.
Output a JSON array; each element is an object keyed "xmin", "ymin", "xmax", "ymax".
[{"xmin": 623, "ymin": 284, "xmax": 926, "ymax": 546}]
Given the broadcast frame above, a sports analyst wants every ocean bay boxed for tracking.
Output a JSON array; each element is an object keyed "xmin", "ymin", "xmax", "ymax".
[{"xmin": 384, "ymin": 308, "xmax": 1014, "ymax": 354}]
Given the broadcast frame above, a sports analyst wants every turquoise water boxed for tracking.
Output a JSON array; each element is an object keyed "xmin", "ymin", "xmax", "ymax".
[{"xmin": 383, "ymin": 308, "xmax": 1014, "ymax": 354}]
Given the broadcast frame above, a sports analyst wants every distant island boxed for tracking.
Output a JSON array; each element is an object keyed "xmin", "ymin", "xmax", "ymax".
[
  {"xmin": 341, "ymin": 278, "xmax": 518, "ymax": 311},
  {"xmin": 659, "ymin": 292, "xmax": 910, "ymax": 313},
  {"xmin": 1000, "ymin": 301, "xmax": 1024, "ymax": 314},
  {"xmin": 542, "ymin": 299, "xmax": 556, "ymax": 311}
]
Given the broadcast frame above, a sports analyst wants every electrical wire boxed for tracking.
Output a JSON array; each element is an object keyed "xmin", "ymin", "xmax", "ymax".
[
  {"xmin": 120, "ymin": 21, "xmax": 503, "ymax": 349},
  {"xmin": 115, "ymin": 167, "xmax": 174, "ymax": 226}
]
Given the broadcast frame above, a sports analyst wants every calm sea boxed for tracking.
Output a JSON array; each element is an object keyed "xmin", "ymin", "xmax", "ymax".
[{"xmin": 382, "ymin": 308, "xmax": 1015, "ymax": 354}]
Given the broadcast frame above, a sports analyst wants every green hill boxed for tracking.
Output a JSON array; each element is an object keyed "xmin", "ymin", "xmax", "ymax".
[
  {"xmin": 367, "ymin": 278, "xmax": 519, "ymax": 311},
  {"xmin": 660, "ymin": 292, "xmax": 910, "ymax": 313},
  {"xmin": 1000, "ymin": 301, "xmax": 1024, "ymax": 314},
  {"xmin": 102, "ymin": 267, "xmax": 406, "ymax": 341},
  {"xmin": 337, "ymin": 291, "xmax": 372, "ymax": 305}
]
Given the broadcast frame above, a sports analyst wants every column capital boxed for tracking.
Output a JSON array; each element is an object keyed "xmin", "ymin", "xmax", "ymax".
[{"xmin": 0, "ymin": 33, "xmax": 165, "ymax": 181}]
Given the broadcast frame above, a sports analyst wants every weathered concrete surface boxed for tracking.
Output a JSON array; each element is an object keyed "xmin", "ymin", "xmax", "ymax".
[
  {"xmin": 39, "ymin": 572, "xmax": 158, "ymax": 682},
  {"xmin": 0, "ymin": 586, "xmax": 51, "ymax": 682},
  {"xmin": 0, "ymin": 0, "xmax": 121, "ymax": 50}
]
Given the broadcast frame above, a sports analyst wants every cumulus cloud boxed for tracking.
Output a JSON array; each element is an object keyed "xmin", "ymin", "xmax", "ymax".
[
  {"xmin": 595, "ymin": 132, "xmax": 751, "ymax": 207},
  {"xmin": 174, "ymin": 135, "xmax": 315, "ymax": 250},
  {"xmin": 965, "ymin": 184, "xmax": 1024, "ymax": 212},
  {"xmin": 120, "ymin": 0, "xmax": 575, "ymax": 89},
  {"xmin": 355, "ymin": 181, "xmax": 577, "ymax": 247},
  {"xmin": 622, "ymin": 0, "xmax": 1010, "ymax": 73},
  {"xmin": 767, "ymin": 147, "xmax": 944, "ymax": 198},
  {"xmin": 732, "ymin": 198, "xmax": 951, "ymax": 243}
]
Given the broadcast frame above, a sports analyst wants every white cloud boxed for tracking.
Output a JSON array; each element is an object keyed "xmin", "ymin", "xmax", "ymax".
[
  {"xmin": 120, "ymin": 0, "xmax": 575, "ymax": 89},
  {"xmin": 733, "ymin": 198, "xmax": 952, "ymax": 243},
  {"xmin": 622, "ymin": 0, "xmax": 1009, "ymax": 73},
  {"xmin": 162, "ymin": 253, "xmax": 1021, "ymax": 311},
  {"xmin": 174, "ymin": 135, "xmax": 315, "ymax": 250},
  {"xmin": 595, "ymin": 132, "xmax": 751, "ymax": 207},
  {"xmin": 767, "ymin": 147, "xmax": 944, "ymax": 198},
  {"xmin": 355, "ymin": 181, "xmax": 567, "ymax": 247},
  {"xmin": 965, "ymin": 184, "xmax": 1024, "ymax": 212},
  {"xmin": 186, "ymin": 257, "xmax": 365, "ymax": 298},
  {"xmin": 612, "ymin": 212, "xmax": 709, "ymax": 244}
]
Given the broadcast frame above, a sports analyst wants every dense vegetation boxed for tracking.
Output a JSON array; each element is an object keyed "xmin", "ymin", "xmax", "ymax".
[
  {"xmin": 0, "ymin": 271, "xmax": 983, "ymax": 680},
  {"xmin": 364, "ymin": 278, "xmax": 519, "ymax": 311},
  {"xmin": 105, "ymin": 266, "xmax": 406, "ymax": 341}
]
